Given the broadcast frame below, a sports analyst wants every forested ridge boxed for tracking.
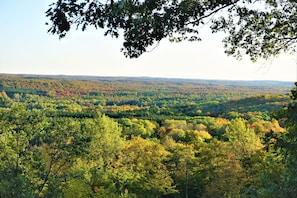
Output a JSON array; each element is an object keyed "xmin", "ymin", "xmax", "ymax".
[{"xmin": 0, "ymin": 74, "xmax": 296, "ymax": 197}]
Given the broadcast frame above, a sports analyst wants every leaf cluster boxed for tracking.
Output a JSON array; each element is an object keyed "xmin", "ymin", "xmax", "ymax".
[
  {"xmin": 46, "ymin": 0, "xmax": 239, "ymax": 58},
  {"xmin": 46, "ymin": 0, "xmax": 297, "ymax": 59}
]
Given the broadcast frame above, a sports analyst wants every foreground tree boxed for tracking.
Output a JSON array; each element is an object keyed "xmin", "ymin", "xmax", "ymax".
[
  {"xmin": 0, "ymin": 103, "xmax": 46, "ymax": 197},
  {"xmin": 249, "ymin": 83, "xmax": 297, "ymax": 197},
  {"xmin": 272, "ymin": 82, "xmax": 297, "ymax": 196},
  {"xmin": 113, "ymin": 136, "xmax": 176, "ymax": 197},
  {"xmin": 46, "ymin": 0, "xmax": 297, "ymax": 59}
]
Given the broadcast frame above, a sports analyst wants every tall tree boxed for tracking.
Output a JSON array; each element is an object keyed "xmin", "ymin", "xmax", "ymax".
[
  {"xmin": 273, "ymin": 82, "xmax": 297, "ymax": 196},
  {"xmin": 0, "ymin": 103, "xmax": 45, "ymax": 197},
  {"xmin": 113, "ymin": 136, "xmax": 176, "ymax": 197},
  {"xmin": 46, "ymin": 0, "xmax": 297, "ymax": 59},
  {"xmin": 57, "ymin": 114, "xmax": 125, "ymax": 197},
  {"xmin": 225, "ymin": 118, "xmax": 263, "ymax": 158},
  {"xmin": 162, "ymin": 136, "xmax": 198, "ymax": 198}
]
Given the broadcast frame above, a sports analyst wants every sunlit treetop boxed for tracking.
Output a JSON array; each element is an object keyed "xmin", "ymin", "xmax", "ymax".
[{"xmin": 46, "ymin": 0, "xmax": 297, "ymax": 60}]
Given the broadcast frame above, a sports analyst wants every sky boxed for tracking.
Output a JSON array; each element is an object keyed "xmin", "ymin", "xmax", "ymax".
[{"xmin": 0, "ymin": 1, "xmax": 296, "ymax": 82}]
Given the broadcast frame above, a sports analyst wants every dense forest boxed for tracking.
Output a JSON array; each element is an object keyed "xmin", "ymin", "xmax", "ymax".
[{"xmin": 0, "ymin": 74, "xmax": 296, "ymax": 197}]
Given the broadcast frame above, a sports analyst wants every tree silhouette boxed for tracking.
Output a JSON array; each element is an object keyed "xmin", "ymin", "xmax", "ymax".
[{"xmin": 46, "ymin": 0, "xmax": 297, "ymax": 59}]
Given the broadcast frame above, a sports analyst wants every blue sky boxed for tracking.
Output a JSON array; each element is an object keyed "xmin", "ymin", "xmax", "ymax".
[{"xmin": 0, "ymin": 1, "xmax": 296, "ymax": 82}]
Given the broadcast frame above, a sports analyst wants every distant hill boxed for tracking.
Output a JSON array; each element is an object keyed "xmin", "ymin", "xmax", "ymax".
[{"xmin": 0, "ymin": 73, "xmax": 293, "ymax": 97}]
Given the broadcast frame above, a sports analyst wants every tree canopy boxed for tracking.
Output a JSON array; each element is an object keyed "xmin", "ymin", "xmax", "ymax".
[
  {"xmin": 46, "ymin": 0, "xmax": 297, "ymax": 59},
  {"xmin": 0, "ymin": 74, "xmax": 295, "ymax": 197}
]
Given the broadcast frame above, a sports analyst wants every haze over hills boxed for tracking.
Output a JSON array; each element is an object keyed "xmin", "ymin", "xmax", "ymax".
[
  {"xmin": 0, "ymin": 73, "xmax": 294, "ymax": 85},
  {"xmin": 0, "ymin": 73, "xmax": 293, "ymax": 100}
]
